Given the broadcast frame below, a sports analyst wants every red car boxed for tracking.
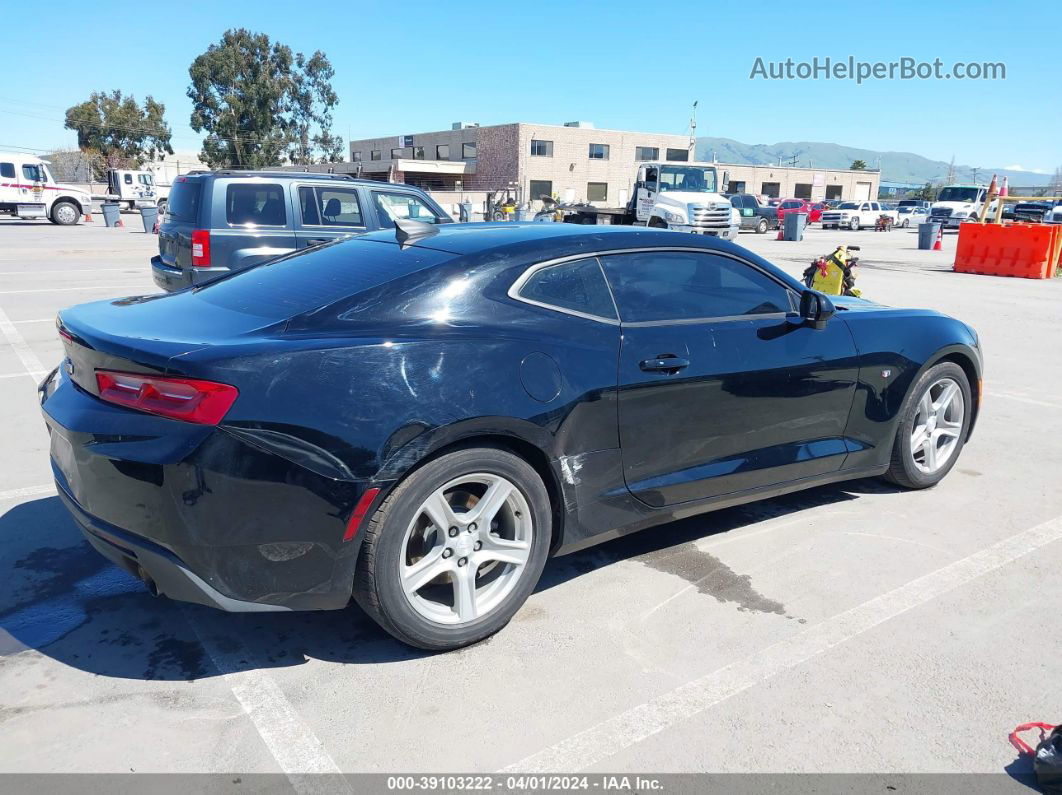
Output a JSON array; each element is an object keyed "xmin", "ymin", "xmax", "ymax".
[{"xmin": 777, "ymin": 199, "xmax": 824, "ymax": 224}]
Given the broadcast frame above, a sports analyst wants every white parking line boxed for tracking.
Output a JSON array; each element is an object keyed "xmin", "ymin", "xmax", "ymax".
[
  {"xmin": 0, "ymin": 484, "xmax": 56, "ymax": 501},
  {"xmin": 0, "ymin": 306, "xmax": 48, "ymax": 380},
  {"xmin": 12, "ymin": 318, "xmax": 55, "ymax": 324},
  {"xmin": 0, "ymin": 268, "xmax": 138, "ymax": 276},
  {"xmin": 988, "ymin": 389, "xmax": 1062, "ymax": 410},
  {"xmin": 188, "ymin": 617, "xmax": 351, "ymax": 794},
  {"xmin": 502, "ymin": 512, "xmax": 1062, "ymax": 773}
]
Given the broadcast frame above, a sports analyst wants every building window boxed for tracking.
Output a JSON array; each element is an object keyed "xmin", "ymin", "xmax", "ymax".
[
  {"xmin": 825, "ymin": 185, "xmax": 843, "ymax": 200},
  {"xmin": 462, "ymin": 142, "xmax": 476, "ymax": 159},
  {"xmin": 413, "ymin": 146, "xmax": 425, "ymax": 160},
  {"xmin": 390, "ymin": 148, "xmax": 404, "ymax": 159},
  {"xmin": 665, "ymin": 148, "xmax": 689, "ymax": 162},
  {"xmin": 635, "ymin": 146, "xmax": 659, "ymax": 161},
  {"xmin": 729, "ymin": 180, "xmax": 746, "ymax": 193},
  {"xmin": 370, "ymin": 150, "xmax": 381, "ymax": 161},
  {"xmin": 794, "ymin": 183, "xmax": 812, "ymax": 199},
  {"xmin": 530, "ymin": 139, "xmax": 553, "ymax": 157},
  {"xmin": 529, "ymin": 180, "xmax": 553, "ymax": 202},
  {"xmin": 588, "ymin": 143, "xmax": 609, "ymax": 160},
  {"xmin": 352, "ymin": 151, "xmax": 362, "ymax": 162},
  {"xmin": 587, "ymin": 182, "xmax": 608, "ymax": 202},
  {"xmin": 436, "ymin": 144, "xmax": 449, "ymax": 160},
  {"xmin": 761, "ymin": 181, "xmax": 780, "ymax": 198}
]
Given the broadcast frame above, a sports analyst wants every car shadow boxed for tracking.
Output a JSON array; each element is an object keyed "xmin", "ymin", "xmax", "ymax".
[{"xmin": 0, "ymin": 479, "xmax": 896, "ymax": 681}]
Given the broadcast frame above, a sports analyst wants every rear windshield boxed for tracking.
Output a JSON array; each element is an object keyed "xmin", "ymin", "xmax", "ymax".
[
  {"xmin": 167, "ymin": 179, "xmax": 202, "ymax": 222},
  {"xmin": 192, "ymin": 239, "xmax": 453, "ymax": 319}
]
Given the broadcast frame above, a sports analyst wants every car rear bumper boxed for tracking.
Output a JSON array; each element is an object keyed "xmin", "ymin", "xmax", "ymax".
[
  {"xmin": 40, "ymin": 368, "xmax": 370, "ymax": 611},
  {"xmin": 151, "ymin": 256, "xmax": 190, "ymax": 292}
]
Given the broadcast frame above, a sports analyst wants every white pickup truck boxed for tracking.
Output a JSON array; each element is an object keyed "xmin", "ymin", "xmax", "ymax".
[{"xmin": 820, "ymin": 200, "xmax": 896, "ymax": 230}]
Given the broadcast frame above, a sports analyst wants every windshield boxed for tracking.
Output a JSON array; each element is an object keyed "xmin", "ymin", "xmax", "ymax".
[
  {"xmin": 837, "ymin": 202, "xmax": 859, "ymax": 210},
  {"xmin": 658, "ymin": 166, "xmax": 717, "ymax": 193},
  {"xmin": 938, "ymin": 187, "xmax": 982, "ymax": 202}
]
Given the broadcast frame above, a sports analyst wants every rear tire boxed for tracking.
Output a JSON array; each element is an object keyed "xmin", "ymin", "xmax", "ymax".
[
  {"xmin": 648, "ymin": 216, "xmax": 667, "ymax": 228},
  {"xmin": 755, "ymin": 218, "xmax": 768, "ymax": 234},
  {"xmin": 352, "ymin": 446, "xmax": 552, "ymax": 650},
  {"xmin": 51, "ymin": 201, "xmax": 80, "ymax": 226},
  {"xmin": 849, "ymin": 217, "xmax": 860, "ymax": 231},
  {"xmin": 883, "ymin": 362, "xmax": 972, "ymax": 489}
]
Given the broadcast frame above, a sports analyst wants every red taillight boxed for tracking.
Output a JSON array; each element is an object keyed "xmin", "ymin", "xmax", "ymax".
[
  {"xmin": 343, "ymin": 487, "xmax": 381, "ymax": 541},
  {"xmin": 95, "ymin": 370, "xmax": 238, "ymax": 425},
  {"xmin": 191, "ymin": 229, "xmax": 211, "ymax": 267}
]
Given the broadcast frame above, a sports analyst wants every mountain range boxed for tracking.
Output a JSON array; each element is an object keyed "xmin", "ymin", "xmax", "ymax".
[{"xmin": 694, "ymin": 137, "xmax": 1054, "ymax": 187}]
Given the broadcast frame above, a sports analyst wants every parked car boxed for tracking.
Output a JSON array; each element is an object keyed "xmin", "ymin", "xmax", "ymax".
[
  {"xmin": 897, "ymin": 199, "xmax": 930, "ymax": 210},
  {"xmin": 727, "ymin": 193, "xmax": 780, "ymax": 233},
  {"xmin": 777, "ymin": 198, "xmax": 823, "ymax": 224},
  {"xmin": 821, "ymin": 201, "xmax": 896, "ymax": 230},
  {"xmin": 43, "ymin": 222, "xmax": 981, "ymax": 650},
  {"xmin": 1012, "ymin": 202, "xmax": 1053, "ymax": 223},
  {"xmin": 151, "ymin": 170, "xmax": 453, "ymax": 292},
  {"xmin": 896, "ymin": 206, "xmax": 930, "ymax": 227}
]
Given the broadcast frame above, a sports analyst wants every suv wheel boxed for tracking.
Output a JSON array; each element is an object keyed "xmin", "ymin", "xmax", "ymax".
[
  {"xmin": 755, "ymin": 218, "xmax": 768, "ymax": 234},
  {"xmin": 353, "ymin": 447, "xmax": 551, "ymax": 650}
]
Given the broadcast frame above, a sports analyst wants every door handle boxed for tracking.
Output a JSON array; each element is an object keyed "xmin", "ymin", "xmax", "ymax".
[{"xmin": 639, "ymin": 356, "xmax": 690, "ymax": 373}]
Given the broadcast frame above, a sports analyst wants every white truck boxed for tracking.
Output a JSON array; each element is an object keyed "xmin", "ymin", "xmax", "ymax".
[
  {"xmin": 820, "ymin": 200, "xmax": 896, "ymax": 230},
  {"xmin": 929, "ymin": 184, "xmax": 989, "ymax": 230},
  {"xmin": 106, "ymin": 169, "xmax": 170, "ymax": 213},
  {"xmin": 548, "ymin": 162, "xmax": 740, "ymax": 240},
  {"xmin": 0, "ymin": 151, "xmax": 94, "ymax": 225}
]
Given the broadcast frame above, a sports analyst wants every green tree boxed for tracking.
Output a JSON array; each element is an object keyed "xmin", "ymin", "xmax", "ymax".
[
  {"xmin": 187, "ymin": 29, "xmax": 341, "ymax": 168},
  {"xmin": 849, "ymin": 159, "xmax": 868, "ymax": 171},
  {"xmin": 913, "ymin": 182, "xmax": 937, "ymax": 201},
  {"xmin": 64, "ymin": 91, "xmax": 173, "ymax": 171}
]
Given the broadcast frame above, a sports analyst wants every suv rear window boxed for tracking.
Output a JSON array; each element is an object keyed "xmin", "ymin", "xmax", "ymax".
[
  {"xmin": 226, "ymin": 183, "xmax": 286, "ymax": 226},
  {"xmin": 167, "ymin": 179, "xmax": 202, "ymax": 222}
]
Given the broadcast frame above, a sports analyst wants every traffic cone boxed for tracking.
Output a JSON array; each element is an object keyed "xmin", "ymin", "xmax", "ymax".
[
  {"xmin": 83, "ymin": 212, "xmax": 93, "ymax": 223},
  {"xmin": 115, "ymin": 217, "xmax": 124, "ymax": 228},
  {"xmin": 932, "ymin": 225, "xmax": 943, "ymax": 251},
  {"xmin": 776, "ymin": 225, "xmax": 784, "ymax": 240},
  {"xmin": 999, "ymin": 176, "xmax": 1009, "ymax": 197}
]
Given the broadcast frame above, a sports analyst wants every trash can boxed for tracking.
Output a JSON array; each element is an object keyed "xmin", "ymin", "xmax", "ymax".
[
  {"xmin": 459, "ymin": 202, "xmax": 472, "ymax": 223},
  {"xmin": 783, "ymin": 212, "xmax": 807, "ymax": 241},
  {"xmin": 918, "ymin": 222, "xmax": 941, "ymax": 250},
  {"xmin": 140, "ymin": 205, "xmax": 159, "ymax": 233},
  {"xmin": 101, "ymin": 202, "xmax": 121, "ymax": 228}
]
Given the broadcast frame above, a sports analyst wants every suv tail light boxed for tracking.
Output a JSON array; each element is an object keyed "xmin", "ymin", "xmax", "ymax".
[
  {"xmin": 95, "ymin": 370, "xmax": 238, "ymax": 425},
  {"xmin": 191, "ymin": 229, "xmax": 211, "ymax": 267}
]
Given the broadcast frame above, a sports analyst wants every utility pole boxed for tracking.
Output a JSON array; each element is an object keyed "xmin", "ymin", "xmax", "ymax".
[
  {"xmin": 945, "ymin": 155, "xmax": 956, "ymax": 185},
  {"xmin": 972, "ymin": 167, "xmax": 980, "ymax": 184},
  {"xmin": 688, "ymin": 100, "xmax": 698, "ymax": 158}
]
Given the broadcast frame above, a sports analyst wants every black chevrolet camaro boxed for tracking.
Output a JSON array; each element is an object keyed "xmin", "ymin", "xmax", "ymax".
[{"xmin": 40, "ymin": 222, "xmax": 981, "ymax": 650}]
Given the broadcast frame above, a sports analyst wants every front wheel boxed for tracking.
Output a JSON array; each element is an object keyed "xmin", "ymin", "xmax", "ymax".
[
  {"xmin": 50, "ymin": 201, "xmax": 81, "ymax": 225},
  {"xmin": 353, "ymin": 447, "xmax": 551, "ymax": 650},
  {"xmin": 884, "ymin": 362, "xmax": 972, "ymax": 489}
]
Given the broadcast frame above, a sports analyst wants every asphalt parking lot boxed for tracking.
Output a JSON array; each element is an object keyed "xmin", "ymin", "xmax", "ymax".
[{"xmin": 1, "ymin": 217, "xmax": 1060, "ymax": 787}]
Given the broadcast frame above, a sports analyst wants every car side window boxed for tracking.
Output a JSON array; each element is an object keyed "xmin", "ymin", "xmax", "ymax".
[
  {"xmin": 599, "ymin": 251, "xmax": 792, "ymax": 323},
  {"xmin": 372, "ymin": 191, "xmax": 444, "ymax": 228},
  {"xmin": 21, "ymin": 164, "xmax": 43, "ymax": 182},
  {"xmin": 0, "ymin": 162, "xmax": 15, "ymax": 178},
  {"xmin": 299, "ymin": 186, "xmax": 364, "ymax": 227},
  {"xmin": 226, "ymin": 183, "xmax": 286, "ymax": 226},
  {"xmin": 515, "ymin": 257, "xmax": 617, "ymax": 321}
]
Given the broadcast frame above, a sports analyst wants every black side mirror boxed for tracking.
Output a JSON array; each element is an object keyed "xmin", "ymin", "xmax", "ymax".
[{"xmin": 800, "ymin": 290, "xmax": 835, "ymax": 330}]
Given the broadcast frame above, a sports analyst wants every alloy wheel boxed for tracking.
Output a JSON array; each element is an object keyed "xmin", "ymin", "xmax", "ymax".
[
  {"xmin": 399, "ymin": 473, "xmax": 533, "ymax": 625},
  {"xmin": 55, "ymin": 203, "xmax": 79, "ymax": 224},
  {"xmin": 909, "ymin": 377, "xmax": 965, "ymax": 474}
]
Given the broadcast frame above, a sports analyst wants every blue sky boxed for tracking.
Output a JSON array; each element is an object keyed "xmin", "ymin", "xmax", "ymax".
[{"xmin": 2, "ymin": 1, "xmax": 1058, "ymax": 174}]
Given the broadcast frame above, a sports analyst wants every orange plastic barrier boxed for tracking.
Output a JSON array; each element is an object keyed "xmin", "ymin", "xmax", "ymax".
[{"xmin": 953, "ymin": 222, "xmax": 1060, "ymax": 279}]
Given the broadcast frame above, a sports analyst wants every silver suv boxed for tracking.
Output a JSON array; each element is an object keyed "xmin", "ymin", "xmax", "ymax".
[{"xmin": 151, "ymin": 171, "xmax": 452, "ymax": 292}]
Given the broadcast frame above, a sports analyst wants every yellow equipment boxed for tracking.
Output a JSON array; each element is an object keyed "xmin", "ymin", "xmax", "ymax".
[{"xmin": 803, "ymin": 245, "xmax": 862, "ymax": 297}]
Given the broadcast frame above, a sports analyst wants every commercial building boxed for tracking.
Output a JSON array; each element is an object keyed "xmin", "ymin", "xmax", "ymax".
[{"xmin": 327, "ymin": 122, "xmax": 880, "ymax": 214}]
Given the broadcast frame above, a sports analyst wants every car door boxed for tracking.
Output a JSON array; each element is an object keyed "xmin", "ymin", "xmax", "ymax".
[
  {"xmin": 209, "ymin": 179, "xmax": 298, "ymax": 273},
  {"xmin": 295, "ymin": 184, "xmax": 368, "ymax": 248},
  {"xmin": 601, "ymin": 248, "xmax": 859, "ymax": 508}
]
